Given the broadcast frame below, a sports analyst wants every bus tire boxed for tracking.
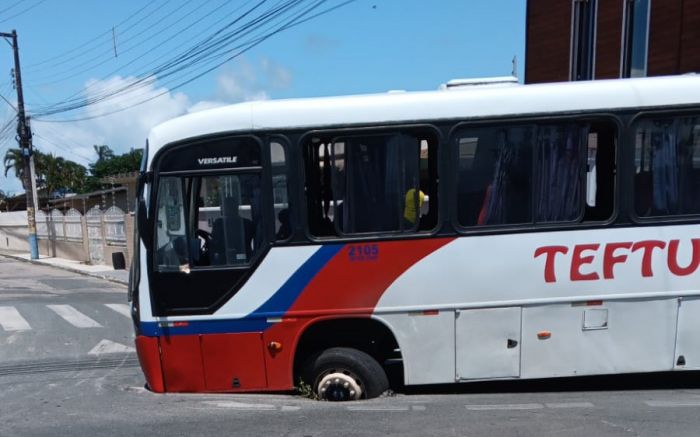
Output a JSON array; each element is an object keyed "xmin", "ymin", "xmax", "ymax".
[{"xmin": 302, "ymin": 347, "xmax": 389, "ymax": 401}]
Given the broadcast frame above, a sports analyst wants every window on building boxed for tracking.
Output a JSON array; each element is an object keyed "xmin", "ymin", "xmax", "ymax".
[
  {"xmin": 456, "ymin": 121, "xmax": 616, "ymax": 227},
  {"xmin": 305, "ymin": 129, "xmax": 438, "ymax": 237},
  {"xmin": 571, "ymin": 0, "xmax": 597, "ymax": 81},
  {"xmin": 621, "ymin": 0, "xmax": 650, "ymax": 78},
  {"xmin": 634, "ymin": 114, "xmax": 700, "ymax": 217}
]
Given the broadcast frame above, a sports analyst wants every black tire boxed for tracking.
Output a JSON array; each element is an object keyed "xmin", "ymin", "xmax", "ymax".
[{"xmin": 302, "ymin": 347, "xmax": 389, "ymax": 401}]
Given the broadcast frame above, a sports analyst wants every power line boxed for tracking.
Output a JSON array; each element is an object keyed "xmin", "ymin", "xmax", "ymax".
[
  {"xmin": 32, "ymin": 0, "xmax": 311, "ymax": 116},
  {"xmin": 28, "ymin": 0, "xmax": 190, "ymax": 83},
  {"xmin": 33, "ymin": 132, "xmax": 94, "ymax": 164},
  {"xmin": 0, "ymin": 92, "xmax": 16, "ymax": 111},
  {"xmin": 35, "ymin": 0, "xmax": 357, "ymax": 122},
  {"xmin": 30, "ymin": 0, "xmax": 236, "ymax": 90},
  {"xmin": 0, "ymin": 1, "xmax": 23, "ymax": 16},
  {"xmin": 0, "ymin": 0, "xmax": 48, "ymax": 25},
  {"xmin": 25, "ymin": 1, "xmax": 162, "ymax": 70},
  {"xmin": 29, "ymin": 0, "xmax": 267, "ymax": 104}
]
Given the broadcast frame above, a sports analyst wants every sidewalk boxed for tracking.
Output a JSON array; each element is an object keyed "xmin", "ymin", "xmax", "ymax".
[{"xmin": 0, "ymin": 250, "xmax": 129, "ymax": 286}]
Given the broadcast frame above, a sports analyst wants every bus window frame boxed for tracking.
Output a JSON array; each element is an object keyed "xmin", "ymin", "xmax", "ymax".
[
  {"xmin": 298, "ymin": 124, "xmax": 443, "ymax": 243},
  {"xmin": 627, "ymin": 107, "xmax": 700, "ymax": 225},
  {"xmin": 265, "ymin": 134, "xmax": 295, "ymax": 245},
  {"xmin": 448, "ymin": 112, "xmax": 623, "ymax": 236},
  {"xmin": 149, "ymin": 134, "xmax": 270, "ymax": 273}
]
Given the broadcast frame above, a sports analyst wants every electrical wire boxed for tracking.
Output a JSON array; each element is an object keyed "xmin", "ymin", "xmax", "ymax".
[
  {"xmin": 33, "ymin": 0, "xmax": 239, "ymax": 95},
  {"xmin": 29, "ymin": 0, "xmax": 194, "ymax": 83},
  {"xmin": 0, "ymin": 0, "xmax": 48, "ymax": 25},
  {"xmin": 33, "ymin": 0, "xmax": 276, "ymax": 111},
  {"xmin": 0, "ymin": 92, "xmax": 16, "ymax": 112},
  {"xmin": 35, "ymin": 0, "xmax": 356, "ymax": 122},
  {"xmin": 25, "ymin": 1, "xmax": 164, "ymax": 71},
  {"xmin": 0, "ymin": 1, "xmax": 23, "ymax": 16},
  {"xmin": 32, "ymin": 0, "xmax": 309, "ymax": 116},
  {"xmin": 32, "ymin": 132, "xmax": 93, "ymax": 164}
]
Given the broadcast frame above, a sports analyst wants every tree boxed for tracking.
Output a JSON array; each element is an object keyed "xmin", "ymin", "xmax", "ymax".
[
  {"xmin": 85, "ymin": 145, "xmax": 143, "ymax": 191},
  {"xmin": 3, "ymin": 147, "xmax": 87, "ymax": 198},
  {"xmin": 3, "ymin": 148, "xmax": 27, "ymax": 191}
]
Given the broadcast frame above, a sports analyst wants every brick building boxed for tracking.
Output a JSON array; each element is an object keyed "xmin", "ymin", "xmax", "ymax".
[{"xmin": 525, "ymin": 0, "xmax": 700, "ymax": 83}]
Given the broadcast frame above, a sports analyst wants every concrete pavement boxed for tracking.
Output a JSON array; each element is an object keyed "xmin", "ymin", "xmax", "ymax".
[{"xmin": 0, "ymin": 250, "xmax": 128, "ymax": 285}]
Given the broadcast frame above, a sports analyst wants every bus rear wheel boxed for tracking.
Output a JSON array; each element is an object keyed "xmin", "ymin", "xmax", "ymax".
[{"xmin": 303, "ymin": 347, "xmax": 389, "ymax": 401}]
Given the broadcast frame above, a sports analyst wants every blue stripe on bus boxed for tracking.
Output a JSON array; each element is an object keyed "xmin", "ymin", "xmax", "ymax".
[{"xmin": 139, "ymin": 244, "xmax": 344, "ymax": 337}]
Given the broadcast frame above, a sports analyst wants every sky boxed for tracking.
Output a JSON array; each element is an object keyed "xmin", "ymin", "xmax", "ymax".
[{"xmin": 0, "ymin": 0, "xmax": 525, "ymax": 195}]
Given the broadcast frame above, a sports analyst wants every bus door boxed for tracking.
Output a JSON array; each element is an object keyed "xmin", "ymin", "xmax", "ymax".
[
  {"xmin": 455, "ymin": 307, "xmax": 522, "ymax": 380},
  {"xmin": 148, "ymin": 136, "xmax": 275, "ymax": 391}
]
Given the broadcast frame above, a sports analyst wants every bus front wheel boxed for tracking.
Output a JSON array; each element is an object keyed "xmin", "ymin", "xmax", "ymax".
[{"xmin": 302, "ymin": 347, "xmax": 389, "ymax": 401}]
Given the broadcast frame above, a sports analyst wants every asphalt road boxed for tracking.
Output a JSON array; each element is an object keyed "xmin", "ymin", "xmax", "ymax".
[{"xmin": 3, "ymin": 255, "xmax": 700, "ymax": 437}]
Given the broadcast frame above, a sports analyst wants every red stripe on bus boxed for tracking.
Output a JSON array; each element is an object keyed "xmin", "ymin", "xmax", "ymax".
[{"xmin": 262, "ymin": 238, "xmax": 454, "ymax": 390}]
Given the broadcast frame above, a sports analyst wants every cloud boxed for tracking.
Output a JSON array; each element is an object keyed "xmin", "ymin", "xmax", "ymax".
[{"xmin": 215, "ymin": 57, "xmax": 292, "ymax": 101}]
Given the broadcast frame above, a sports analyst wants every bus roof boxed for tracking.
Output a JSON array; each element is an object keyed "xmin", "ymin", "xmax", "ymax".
[{"xmin": 147, "ymin": 74, "xmax": 700, "ymax": 165}]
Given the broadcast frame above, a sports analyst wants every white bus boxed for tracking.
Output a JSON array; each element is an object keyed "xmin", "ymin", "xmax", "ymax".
[{"xmin": 130, "ymin": 74, "xmax": 700, "ymax": 401}]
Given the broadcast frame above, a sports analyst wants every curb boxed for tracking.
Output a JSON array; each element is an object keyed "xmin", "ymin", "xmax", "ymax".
[{"xmin": 0, "ymin": 252, "xmax": 129, "ymax": 286}]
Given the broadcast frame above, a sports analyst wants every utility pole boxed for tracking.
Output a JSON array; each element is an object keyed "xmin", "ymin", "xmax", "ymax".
[{"xmin": 1, "ymin": 30, "xmax": 39, "ymax": 259}]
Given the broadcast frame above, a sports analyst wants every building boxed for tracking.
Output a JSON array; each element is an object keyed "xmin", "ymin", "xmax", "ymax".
[{"xmin": 525, "ymin": 0, "xmax": 700, "ymax": 84}]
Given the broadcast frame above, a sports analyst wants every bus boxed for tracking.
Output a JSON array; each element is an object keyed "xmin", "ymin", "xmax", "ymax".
[{"xmin": 130, "ymin": 74, "xmax": 700, "ymax": 401}]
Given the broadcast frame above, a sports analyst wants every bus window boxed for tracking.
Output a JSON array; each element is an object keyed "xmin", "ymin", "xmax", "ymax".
[
  {"xmin": 456, "ymin": 126, "xmax": 534, "ymax": 226},
  {"xmin": 534, "ymin": 124, "xmax": 587, "ymax": 222},
  {"xmin": 305, "ymin": 130, "xmax": 438, "ymax": 237},
  {"xmin": 271, "ymin": 141, "xmax": 291, "ymax": 240},
  {"xmin": 583, "ymin": 122, "xmax": 616, "ymax": 221},
  {"xmin": 155, "ymin": 177, "xmax": 189, "ymax": 271},
  {"xmin": 192, "ymin": 174, "xmax": 263, "ymax": 267},
  {"xmin": 634, "ymin": 114, "xmax": 700, "ymax": 217},
  {"xmin": 457, "ymin": 121, "xmax": 615, "ymax": 227}
]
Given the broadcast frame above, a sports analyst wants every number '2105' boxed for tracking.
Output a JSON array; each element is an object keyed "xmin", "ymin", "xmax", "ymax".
[{"xmin": 347, "ymin": 244, "xmax": 379, "ymax": 261}]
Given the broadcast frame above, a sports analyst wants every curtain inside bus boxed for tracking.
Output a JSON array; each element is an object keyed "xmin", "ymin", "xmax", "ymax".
[{"xmin": 635, "ymin": 116, "xmax": 700, "ymax": 217}]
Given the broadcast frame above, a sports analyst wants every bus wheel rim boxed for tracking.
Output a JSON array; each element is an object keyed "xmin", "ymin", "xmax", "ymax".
[{"xmin": 317, "ymin": 370, "xmax": 363, "ymax": 401}]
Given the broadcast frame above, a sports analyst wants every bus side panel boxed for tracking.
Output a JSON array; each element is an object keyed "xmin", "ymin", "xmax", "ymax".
[
  {"xmin": 160, "ymin": 335, "xmax": 206, "ymax": 392},
  {"xmin": 376, "ymin": 312, "xmax": 456, "ymax": 385},
  {"xmin": 200, "ymin": 333, "xmax": 268, "ymax": 391},
  {"xmin": 135, "ymin": 336, "xmax": 165, "ymax": 393},
  {"xmin": 520, "ymin": 299, "xmax": 678, "ymax": 379},
  {"xmin": 263, "ymin": 319, "xmax": 309, "ymax": 391}
]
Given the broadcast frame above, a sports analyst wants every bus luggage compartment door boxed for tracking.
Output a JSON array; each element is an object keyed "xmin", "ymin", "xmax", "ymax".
[
  {"xmin": 455, "ymin": 307, "xmax": 521, "ymax": 380},
  {"xmin": 675, "ymin": 297, "xmax": 700, "ymax": 370}
]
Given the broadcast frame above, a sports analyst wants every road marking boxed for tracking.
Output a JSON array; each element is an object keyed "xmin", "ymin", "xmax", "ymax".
[
  {"xmin": 347, "ymin": 406, "xmax": 410, "ymax": 412},
  {"xmin": 105, "ymin": 304, "xmax": 131, "ymax": 318},
  {"xmin": 645, "ymin": 400, "xmax": 700, "ymax": 408},
  {"xmin": 465, "ymin": 403, "xmax": 544, "ymax": 411},
  {"xmin": 47, "ymin": 304, "xmax": 102, "ymax": 328},
  {"xmin": 0, "ymin": 306, "xmax": 31, "ymax": 331},
  {"xmin": 545, "ymin": 402, "xmax": 595, "ymax": 409},
  {"xmin": 88, "ymin": 339, "xmax": 136, "ymax": 355},
  {"xmin": 201, "ymin": 401, "xmax": 276, "ymax": 410}
]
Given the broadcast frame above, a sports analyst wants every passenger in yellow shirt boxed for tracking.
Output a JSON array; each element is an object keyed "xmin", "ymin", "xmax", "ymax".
[{"xmin": 403, "ymin": 188, "xmax": 426, "ymax": 227}]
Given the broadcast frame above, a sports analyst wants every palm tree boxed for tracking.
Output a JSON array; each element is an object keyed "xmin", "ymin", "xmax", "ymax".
[
  {"xmin": 3, "ymin": 148, "xmax": 27, "ymax": 191},
  {"xmin": 93, "ymin": 145, "xmax": 114, "ymax": 163}
]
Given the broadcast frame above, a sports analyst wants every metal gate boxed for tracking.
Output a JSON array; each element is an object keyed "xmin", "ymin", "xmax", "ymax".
[{"xmin": 86, "ymin": 206, "xmax": 104, "ymax": 265}]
